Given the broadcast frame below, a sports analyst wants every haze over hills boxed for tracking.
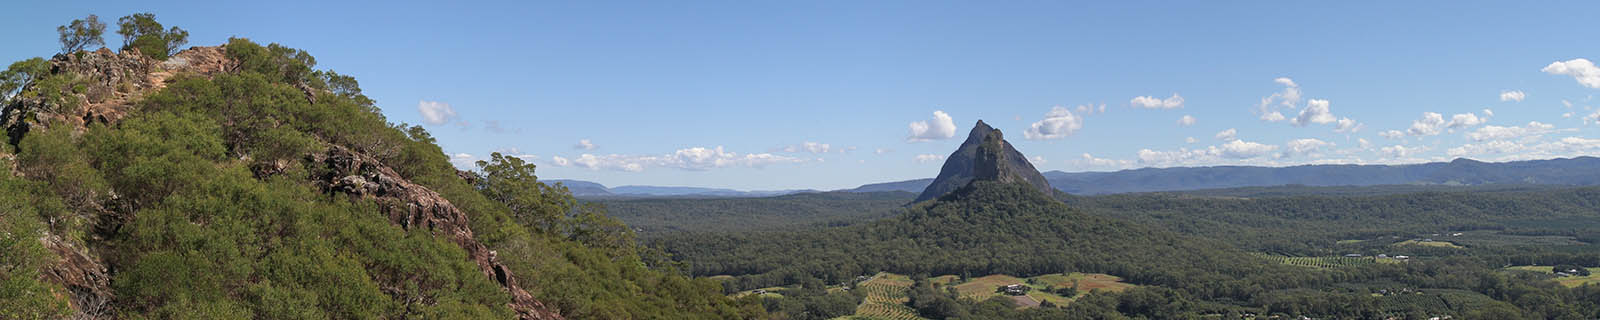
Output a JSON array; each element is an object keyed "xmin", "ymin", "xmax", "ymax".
[
  {"xmin": 845, "ymin": 156, "xmax": 1600, "ymax": 195},
  {"xmin": 549, "ymin": 179, "xmax": 816, "ymax": 198}
]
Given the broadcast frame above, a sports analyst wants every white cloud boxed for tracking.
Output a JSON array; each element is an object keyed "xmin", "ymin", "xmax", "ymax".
[
  {"xmin": 914, "ymin": 154, "xmax": 945, "ymax": 163},
  {"xmin": 1334, "ymin": 117, "xmax": 1363, "ymax": 133},
  {"xmin": 1177, "ymin": 115, "xmax": 1197, "ymax": 126},
  {"xmin": 418, "ymin": 100, "xmax": 459, "ymax": 125},
  {"xmin": 1405, "ymin": 111, "xmax": 1490, "ymax": 136},
  {"xmin": 1024, "ymin": 106, "xmax": 1084, "ymax": 140},
  {"xmin": 1483, "ymin": 109, "xmax": 1495, "ymax": 117},
  {"xmin": 1291, "ymin": 99, "xmax": 1338, "ymax": 126},
  {"xmin": 574, "ymin": 139, "xmax": 598, "ymax": 150},
  {"xmin": 1137, "ymin": 148, "xmax": 1216, "ymax": 166},
  {"xmin": 1379, "ymin": 130, "xmax": 1405, "ymax": 139},
  {"xmin": 1074, "ymin": 103, "xmax": 1107, "ymax": 116},
  {"xmin": 1447, "ymin": 113, "xmax": 1486, "ymax": 128},
  {"xmin": 550, "ymin": 146, "xmax": 802, "ymax": 172},
  {"xmin": 1130, "ymin": 93, "xmax": 1185, "ymax": 109},
  {"xmin": 783, "ymin": 142, "xmax": 833, "ymax": 154},
  {"xmin": 1257, "ymin": 77, "xmax": 1302, "ymax": 122},
  {"xmin": 1220, "ymin": 140, "xmax": 1278, "ymax": 159},
  {"xmin": 1467, "ymin": 121, "xmax": 1556, "ymax": 141},
  {"xmin": 1030, "ymin": 156, "xmax": 1047, "ymax": 164},
  {"xmin": 1185, "ymin": 137, "xmax": 1198, "ymax": 143},
  {"xmin": 1586, "ymin": 110, "xmax": 1600, "ymax": 125},
  {"xmin": 1282, "ymin": 138, "xmax": 1333, "ymax": 157},
  {"xmin": 1542, "ymin": 58, "xmax": 1600, "ymax": 88},
  {"xmin": 1380, "ymin": 145, "xmax": 1426, "ymax": 158},
  {"xmin": 1079, "ymin": 153, "xmax": 1131, "ymax": 168},
  {"xmin": 1500, "ymin": 90, "xmax": 1526, "ymax": 102},
  {"xmin": 1214, "ymin": 128, "xmax": 1238, "ymax": 141},
  {"xmin": 1448, "ymin": 140, "xmax": 1525, "ymax": 158},
  {"xmin": 450, "ymin": 153, "xmax": 476, "ymax": 167},
  {"xmin": 874, "ymin": 148, "xmax": 891, "ymax": 155},
  {"xmin": 1358, "ymin": 138, "xmax": 1372, "ymax": 149},
  {"xmin": 908, "ymin": 110, "xmax": 958, "ymax": 142}
]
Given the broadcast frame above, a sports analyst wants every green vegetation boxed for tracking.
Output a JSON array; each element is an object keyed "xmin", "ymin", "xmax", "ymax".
[
  {"xmin": 0, "ymin": 16, "xmax": 766, "ymax": 319},
  {"xmin": 0, "ymin": 163, "xmax": 73, "ymax": 320},
  {"xmin": 116, "ymin": 13, "xmax": 188, "ymax": 60},
  {"xmin": 56, "ymin": 14, "xmax": 106, "ymax": 54},
  {"xmin": 657, "ymin": 182, "xmax": 1600, "ymax": 318},
  {"xmin": 1506, "ymin": 266, "xmax": 1600, "ymax": 288}
]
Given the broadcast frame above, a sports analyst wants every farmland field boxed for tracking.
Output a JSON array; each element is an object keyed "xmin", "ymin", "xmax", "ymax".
[
  {"xmin": 1255, "ymin": 253, "xmax": 1404, "ymax": 268},
  {"xmin": 847, "ymin": 273, "xmax": 923, "ymax": 320},
  {"xmin": 1505, "ymin": 266, "xmax": 1600, "ymax": 288},
  {"xmin": 952, "ymin": 274, "xmax": 1025, "ymax": 301},
  {"xmin": 1393, "ymin": 239, "xmax": 1465, "ymax": 249}
]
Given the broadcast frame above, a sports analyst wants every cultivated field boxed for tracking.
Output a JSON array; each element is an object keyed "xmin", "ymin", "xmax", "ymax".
[
  {"xmin": 1393, "ymin": 239, "xmax": 1465, "ymax": 249},
  {"xmin": 1255, "ymin": 253, "xmax": 1404, "ymax": 268},
  {"xmin": 847, "ymin": 273, "xmax": 923, "ymax": 320},
  {"xmin": 1505, "ymin": 266, "xmax": 1600, "ymax": 288}
]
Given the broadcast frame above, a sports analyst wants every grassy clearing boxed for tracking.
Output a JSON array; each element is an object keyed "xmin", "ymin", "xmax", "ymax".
[
  {"xmin": 1336, "ymin": 239, "xmax": 1367, "ymax": 244},
  {"xmin": 952, "ymin": 274, "xmax": 1025, "ymax": 301},
  {"xmin": 730, "ymin": 286, "xmax": 789, "ymax": 299},
  {"xmin": 946, "ymin": 273, "xmax": 1135, "ymax": 307},
  {"xmin": 929, "ymin": 275, "xmax": 961, "ymax": 287},
  {"xmin": 1504, "ymin": 266, "xmax": 1600, "ymax": 288},
  {"xmin": 1393, "ymin": 239, "xmax": 1465, "ymax": 249}
]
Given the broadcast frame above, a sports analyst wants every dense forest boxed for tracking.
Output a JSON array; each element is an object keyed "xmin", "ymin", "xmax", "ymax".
[
  {"xmin": 0, "ymin": 14, "xmax": 761, "ymax": 319},
  {"xmin": 651, "ymin": 181, "xmax": 1600, "ymax": 318}
]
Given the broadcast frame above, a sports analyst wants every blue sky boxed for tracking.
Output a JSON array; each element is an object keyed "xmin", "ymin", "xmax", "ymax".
[{"xmin": 6, "ymin": 1, "xmax": 1600, "ymax": 190}]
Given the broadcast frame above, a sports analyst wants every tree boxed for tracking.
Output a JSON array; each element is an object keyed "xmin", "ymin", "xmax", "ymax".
[
  {"xmin": 56, "ymin": 15, "xmax": 106, "ymax": 54},
  {"xmin": 474, "ymin": 152, "xmax": 573, "ymax": 233},
  {"xmin": 116, "ymin": 13, "xmax": 188, "ymax": 60},
  {"xmin": 1, "ymin": 58, "xmax": 50, "ymax": 101}
]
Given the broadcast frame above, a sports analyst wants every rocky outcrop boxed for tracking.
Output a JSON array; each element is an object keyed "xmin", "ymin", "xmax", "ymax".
[
  {"xmin": 914, "ymin": 120, "xmax": 1053, "ymax": 202},
  {"xmin": 311, "ymin": 145, "xmax": 562, "ymax": 320},
  {"xmin": 1, "ymin": 46, "xmax": 232, "ymax": 148},
  {"xmin": 40, "ymin": 235, "xmax": 113, "ymax": 320}
]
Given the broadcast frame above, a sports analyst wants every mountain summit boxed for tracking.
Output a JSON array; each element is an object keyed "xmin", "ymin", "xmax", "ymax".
[{"xmin": 913, "ymin": 120, "xmax": 1053, "ymax": 202}]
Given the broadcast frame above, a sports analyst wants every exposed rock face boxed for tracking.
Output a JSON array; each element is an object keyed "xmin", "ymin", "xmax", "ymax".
[
  {"xmin": 40, "ymin": 236, "xmax": 113, "ymax": 320},
  {"xmin": 914, "ymin": 120, "xmax": 1053, "ymax": 202},
  {"xmin": 1, "ymin": 46, "xmax": 232, "ymax": 148},
  {"xmin": 311, "ymin": 145, "xmax": 562, "ymax": 320}
]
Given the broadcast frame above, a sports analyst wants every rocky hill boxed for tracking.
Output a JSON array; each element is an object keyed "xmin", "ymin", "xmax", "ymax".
[
  {"xmin": 1, "ymin": 31, "xmax": 758, "ymax": 318},
  {"xmin": 913, "ymin": 120, "xmax": 1052, "ymax": 202}
]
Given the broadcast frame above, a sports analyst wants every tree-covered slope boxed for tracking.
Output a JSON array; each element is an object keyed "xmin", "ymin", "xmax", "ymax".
[{"xmin": 1, "ymin": 13, "xmax": 762, "ymax": 320}]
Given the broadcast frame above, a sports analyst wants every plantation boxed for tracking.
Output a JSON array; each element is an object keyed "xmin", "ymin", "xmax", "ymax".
[
  {"xmin": 1255, "ymin": 253, "xmax": 1404, "ymax": 268},
  {"xmin": 847, "ymin": 273, "xmax": 923, "ymax": 320}
]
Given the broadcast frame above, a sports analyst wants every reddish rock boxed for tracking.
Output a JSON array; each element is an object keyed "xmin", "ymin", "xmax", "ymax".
[{"xmin": 312, "ymin": 145, "xmax": 562, "ymax": 320}]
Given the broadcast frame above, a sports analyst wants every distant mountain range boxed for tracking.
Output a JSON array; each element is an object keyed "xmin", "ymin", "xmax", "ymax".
[
  {"xmin": 548, "ymin": 179, "xmax": 816, "ymax": 198},
  {"xmin": 846, "ymin": 156, "xmax": 1600, "ymax": 195}
]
